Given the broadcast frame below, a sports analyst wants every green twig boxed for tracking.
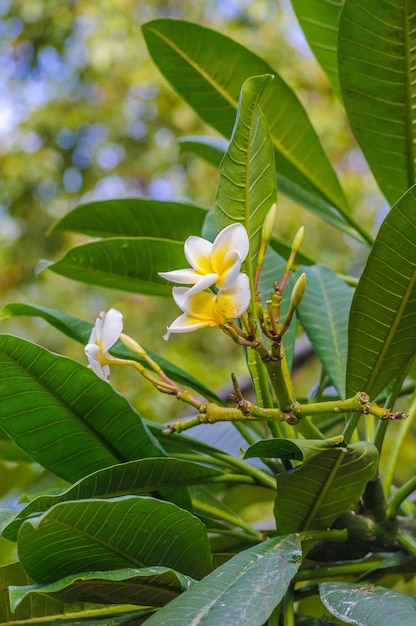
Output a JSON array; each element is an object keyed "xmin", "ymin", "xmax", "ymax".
[{"xmin": 387, "ymin": 474, "xmax": 416, "ymax": 518}]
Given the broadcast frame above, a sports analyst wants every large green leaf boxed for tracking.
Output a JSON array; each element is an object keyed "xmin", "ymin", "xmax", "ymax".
[
  {"xmin": 41, "ymin": 237, "xmax": 186, "ymax": 296},
  {"xmin": 297, "ymin": 264, "xmax": 353, "ymax": 397},
  {"xmin": 18, "ymin": 496, "xmax": 212, "ymax": 583},
  {"xmin": 339, "ymin": 0, "xmax": 416, "ymax": 204},
  {"xmin": 142, "ymin": 19, "xmax": 364, "ymax": 241},
  {"xmin": 215, "ymin": 74, "xmax": 277, "ymax": 272},
  {"xmin": 50, "ymin": 198, "xmax": 207, "ymax": 240},
  {"xmin": 346, "ymin": 185, "xmax": 416, "ymax": 398},
  {"xmin": 3, "ymin": 459, "xmax": 225, "ymax": 541},
  {"xmin": 142, "ymin": 534, "xmax": 301, "ymax": 626},
  {"xmin": 291, "ymin": 0, "xmax": 343, "ymax": 96},
  {"xmin": 0, "ymin": 303, "xmax": 223, "ymax": 404},
  {"xmin": 0, "ymin": 561, "xmax": 146, "ymax": 626},
  {"xmin": 10, "ymin": 566, "xmax": 194, "ymax": 611},
  {"xmin": 274, "ymin": 442, "xmax": 378, "ymax": 533},
  {"xmin": 0, "ymin": 334, "xmax": 164, "ymax": 482},
  {"xmin": 320, "ymin": 582, "xmax": 416, "ymax": 625}
]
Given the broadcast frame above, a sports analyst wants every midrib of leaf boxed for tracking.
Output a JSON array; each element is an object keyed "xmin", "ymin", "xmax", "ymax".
[
  {"xmin": 145, "ymin": 24, "xmax": 348, "ymax": 216},
  {"xmin": 4, "ymin": 605, "xmax": 140, "ymax": 626},
  {"xmin": 301, "ymin": 451, "xmax": 345, "ymax": 531},
  {"xmin": 365, "ymin": 265, "xmax": 416, "ymax": 395},
  {"xmin": 146, "ymin": 26, "xmax": 238, "ymax": 109},
  {"xmin": 403, "ymin": 0, "xmax": 416, "ymax": 186},
  {"xmin": 316, "ymin": 271, "xmax": 345, "ymax": 377}
]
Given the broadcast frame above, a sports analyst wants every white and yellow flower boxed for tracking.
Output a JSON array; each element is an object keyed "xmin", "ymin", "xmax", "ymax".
[
  {"xmin": 85, "ymin": 308, "xmax": 123, "ymax": 381},
  {"xmin": 159, "ymin": 223, "xmax": 249, "ymax": 295},
  {"xmin": 164, "ymin": 273, "xmax": 251, "ymax": 339}
]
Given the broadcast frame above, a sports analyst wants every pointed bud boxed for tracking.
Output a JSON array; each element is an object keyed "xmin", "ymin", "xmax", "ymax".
[
  {"xmin": 120, "ymin": 333, "xmax": 147, "ymax": 357},
  {"xmin": 291, "ymin": 226, "xmax": 304, "ymax": 253},
  {"xmin": 262, "ymin": 202, "xmax": 277, "ymax": 243},
  {"xmin": 290, "ymin": 273, "xmax": 307, "ymax": 308}
]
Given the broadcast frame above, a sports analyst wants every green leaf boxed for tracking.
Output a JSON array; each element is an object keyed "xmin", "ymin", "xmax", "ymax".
[
  {"xmin": 346, "ymin": 185, "xmax": 416, "ymax": 398},
  {"xmin": 178, "ymin": 136, "xmax": 228, "ymax": 168},
  {"xmin": 10, "ymin": 566, "xmax": 194, "ymax": 611},
  {"xmin": 50, "ymin": 198, "xmax": 207, "ymax": 240},
  {"xmin": 215, "ymin": 74, "xmax": 277, "ymax": 272},
  {"xmin": 0, "ymin": 561, "xmax": 132, "ymax": 626},
  {"xmin": 142, "ymin": 19, "xmax": 361, "ymax": 240},
  {"xmin": 274, "ymin": 442, "xmax": 378, "ymax": 533},
  {"xmin": 320, "ymin": 581, "xmax": 416, "ymax": 625},
  {"xmin": 41, "ymin": 237, "xmax": 186, "ymax": 296},
  {"xmin": 244, "ymin": 437, "xmax": 344, "ymax": 463},
  {"xmin": 0, "ymin": 334, "xmax": 164, "ymax": 482},
  {"xmin": 18, "ymin": 496, "xmax": 212, "ymax": 583},
  {"xmin": 141, "ymin": 534, "xmax": 301, "ymax": 626},
  {"xmin": 3, "ymin": 459, "xmax": 224, "ymax": 541},
  {"xmin": 0, "ymin": 303, "xmax": 223, "ymax": 404},
  {"xmin": 292, "ymin": 0, "xmax": 343, "ymax": 96},
  {"xmin": 297, "ymin": 264, "xmax": 353, "ymax": 397},
  {"xmin": 339, "ymin": 0, "xmax": 416, "ymax": 204}
]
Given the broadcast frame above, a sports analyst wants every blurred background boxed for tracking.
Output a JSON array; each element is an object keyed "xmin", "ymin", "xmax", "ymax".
[{"xmin": 1, "ymin": 0, "xmax": 400, "ymax": 562}]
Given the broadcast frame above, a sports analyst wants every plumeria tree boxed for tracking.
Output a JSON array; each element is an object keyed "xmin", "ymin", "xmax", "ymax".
[{"xmin": 0, "ymin": 2, "xmax": 416, "ymax": 625}]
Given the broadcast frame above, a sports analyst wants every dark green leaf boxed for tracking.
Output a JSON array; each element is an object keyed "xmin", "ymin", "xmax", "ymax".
[
  {"xmin": 297, "ymin": 264, "xmax": 353, "ymax": 397},
  {"xmin": 339, "ymin": 0, "xmax": 416, "ymax": 204},
  {"xmin": 215, "ymin": 74, "xmax": 277, "ymax": 272},
  {"xmin": 18, "ymin": 496, "xmax": 212, "ymax": 583},
  {"xmin": 142, "ymin": 19, "xmax": 361, "ymax": 240},
  {"xmin": 0, "ymin": 303, "xmax": 223, "ymax": 404},
  {"xmin": 0, "ymin": 561, "xmax": 123, "ymax": 626},
  {"xmin": 292, "ymin": 0, "xmax": 343, "ymax": 95},
  {"xmin": 142, "ymin": 534, "xmax": 301, "ymax": 626},
  {"xmin": 275, "ymin": 442, "xmax": 378, "ymax": 533},
  {"xmin": 41, "ymin": 238, "xmax": 186, "ymax": 296},
  {"xmin": 178, "ymin": 136, "xmax": 228, "ymax": 168},
  {"xmin": 244, "ymin": 437, "xmax": 344, "ymax": 463},
  {"xmin": 10, "ymin": 566, "xmax": 194, "ymax": 611},
  {"xmin": 0, "ymin": 334, "xmax": 164, "ymax": 482},
  {"xmin": 346, "ymin": 185, "xmax": 416, "ymax": 398},
  {"xmin": 3, "ymin": 459, "xmax": 224, "ymax": 541},
  {"xmin": 50, "ymin": 198, "xmax": 207, "ymax": 240},
  {"xmin": 320, "ymin": 581, "xmax": 416, "ymax": 625}
]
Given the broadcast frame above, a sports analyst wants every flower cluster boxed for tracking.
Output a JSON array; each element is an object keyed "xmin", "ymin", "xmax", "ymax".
[{"xmin": 159, "ymin": 223, "xmax": 251, "ymax": 338}]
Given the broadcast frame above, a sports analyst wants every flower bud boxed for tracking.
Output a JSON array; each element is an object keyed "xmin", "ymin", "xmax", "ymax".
[
  {"xmin": 290, "ymin": 273, "xmax": 307, "ymax": 308},
  {"xmin": 291, "ymin": 226, "xmax": 304, "ymax": 253},
  {"xmin": 261, "ymin": 202, "xmax": 277, "ymax": 243},
  {"xmin": 120, "ymin": 333, "xmax": 147, "ymax": 357}
]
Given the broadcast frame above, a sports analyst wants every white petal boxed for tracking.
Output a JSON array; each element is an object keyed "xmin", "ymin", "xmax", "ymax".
[
  {"xmin": 212, "ymin": 223, "xmax": 249, "ymax": 262},
  {"xmin": 165, "ymin": 313, "xmax": 212, "ymax": 337},
  {"xmin": 85, "ymin": 343, "xmax": 101, "ymax": 363},
  {"xmin": 85, "ymin": 344, "xmax": 110, "ymax": 381},
  {"xmin": 88, "ymin": 310, "xmax": 106, "ymax": 345},
  {"xmin": 215, "ymin": 250, "xmax": 242, "ymax": 290},
  {"xmin": 217, "ymin": 273, "xmax": 251, "ymax": 319},
  {"xmin": 185, "ymin": 273, "xmax": 218, "ymax": 295},
  {"xmin": 158, "ymin": 268, "xmax": 203, "ymax": 285},
  {"xmin": 172, "ymin": 286, "xmax": 216, "ymax": 318},
  {"xmin": 184, "ymin": 236, "xmax": 213, "ymax": 273},
  {"xmin": 101, "ymin": 308, "xmax": 123, "ymax": 353}
]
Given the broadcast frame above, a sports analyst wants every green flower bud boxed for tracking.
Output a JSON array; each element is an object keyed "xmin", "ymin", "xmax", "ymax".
[{"xmin": 290, "ymin": 272, "xmax": 307, "ymax": 308}]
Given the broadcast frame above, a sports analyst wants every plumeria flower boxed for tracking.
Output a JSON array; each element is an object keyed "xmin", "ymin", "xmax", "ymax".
[
  {"xmin": 85, "ymin": 308, "xmax": 123, "ymax": 381},
  {"xmin": 159, "ymin": 223, "xmax": 249, "ymax": 295},
  {"xmin": 164, "ymin": 273, "xmax": 251, "ymax": 339}
]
